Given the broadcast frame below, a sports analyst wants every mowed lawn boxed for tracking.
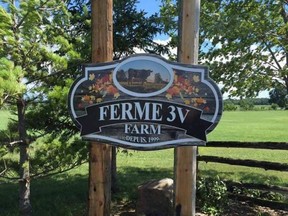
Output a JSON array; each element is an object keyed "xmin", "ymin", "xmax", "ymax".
[
  {"xmin": 208, "ymin": 110, "xmax": 288, "ymax": 142},
  {"xmin": 117, "ymin": 110, "xmax": 288, "ymax": 187},
  {"xmin": 0, "ymin": 110, "xmax": 287, "ymax": 215},
  {"xmin": 200, "ymin": 111, "xmax": 288, "ymax": 186}
]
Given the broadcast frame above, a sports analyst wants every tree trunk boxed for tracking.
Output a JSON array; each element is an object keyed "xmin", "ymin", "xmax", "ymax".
[{"xmin": 17, "ymin": 98, "xmax": 32, "ymax": 216}]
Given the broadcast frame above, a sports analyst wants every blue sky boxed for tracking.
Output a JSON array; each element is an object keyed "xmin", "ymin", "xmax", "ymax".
[
  {"xmin": 136, "ymin": 0, "xmax": 161, "ymax": 15},
  {"xmin": 136, "ymin": 0, "xmax": 170, "ymax": 40}
]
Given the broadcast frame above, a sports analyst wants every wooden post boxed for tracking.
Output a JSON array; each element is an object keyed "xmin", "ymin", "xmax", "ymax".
[
  {"xmin": 174, "ymin": 1, "xmax": 200, "ymax": 216},
  {"xmin": 89, "ymin": 0, "xmax": 113, "ymax": 215}
]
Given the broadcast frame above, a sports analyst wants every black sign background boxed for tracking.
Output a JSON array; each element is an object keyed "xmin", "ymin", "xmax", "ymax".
[
  {"xmin": 76, "ymin": 99, "xmax": 212, "ymax": 141},
  {"xmin": 68, "ymin": 54, "xmax": 222, "ymax": 149}
]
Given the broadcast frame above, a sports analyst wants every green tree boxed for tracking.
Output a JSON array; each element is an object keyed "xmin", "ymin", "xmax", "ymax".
[
  {"xmin": 223, "ymin": 99, "xmax": 238, "ymax": 111},
  {"xmin": 67, "ymin": 0, "xmax": 169, "ymax": 60},
  {"xmin": 0, "ymin": 58, "xmax": 25, "ymax": 107},
  {"xmin": 22, "ymin": 0, "xmax": 168, "ymax": 192},
  {"xmin": 0, "ymin": 58, "xmax": 24, "ymax": 192},
  {"xmin": 1, "ymin": 0, "xmax": 168, "ymax": 214},
  {"xmin": 269, "ymin": 85, "xmax": 288, "ymax": 108},
  {"xmin": 113, "ymin": 0, "xmax": 169, "ymax": 59},
  {"xmin": 0, "ymin": 1, "xmax": 77, "ymax": 215},
  {"xmin": 239, "ymin": 98, "xmax": 255, "ymax": 111},
  {"xmin": 160, "ymin": 0, "xmax": 288, "ymax": 98}
]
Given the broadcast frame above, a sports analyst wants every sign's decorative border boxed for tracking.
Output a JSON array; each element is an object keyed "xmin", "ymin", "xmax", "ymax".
[{"xmin": 68, "ymin": 54, "xmax": 223, "ymax": 150}]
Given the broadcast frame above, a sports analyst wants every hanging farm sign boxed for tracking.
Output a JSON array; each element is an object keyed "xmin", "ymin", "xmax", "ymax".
[{"xmin": 68, "ymin": 54, "xmax": 222, "ymax": 150}]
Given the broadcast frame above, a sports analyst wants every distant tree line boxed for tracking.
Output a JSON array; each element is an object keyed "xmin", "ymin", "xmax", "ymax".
[
  {"xmin": 223, "ymin": 97, "xmax": 286, "ymax": 111},
  {"xmin": 226, "ymin": 98, "xmax": 270, "ymax": 106}
]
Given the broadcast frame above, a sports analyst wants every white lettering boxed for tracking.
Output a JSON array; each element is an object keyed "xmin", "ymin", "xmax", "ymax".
[
  {"xmin": 177, "ymin": 107, "xmax": 190, "ymax": 123},
  {"xmin": 152, "ymin": 103, "xmax": 163, "ymax": 121},
  {"xmin": 134, "ymin": 102, "xmax": 150, "ymax": 120},
  {"xmin": 110, "ymin": 104, "xmax": 120, "ymax": 120},
  {"xmin": 130, "ymin": 124, "xmax": 139, "ymax": 134},
  {"xmin": 150, "ymin": 124, "xmax": 161, "ymax": 134},
  {"xmin": 167, "ymin": 105, "xmax": 176, "ymax": 122},
  {"xmin": 98, "ymin": 102, "xmax": 189, "ymax": 124},
  {"xmin": 99, "ymin": 105, "xmax": 109, "ymax": 121},
  {"xmin": 121, "ymin": 103, "xmax": 134, "ymax": 120},
  {"xmin": 141, "ymin": 124, "xmax": 149, "ymax": 134},
  {"xmin": 124, "ymin": 124, "xmax": 162, "ymax": 135},
  {"xmin": 99, "ymin": 102, "xmax": 165, "ymax": 121},
  {"xmin": 125, "ymin": 124, "xmax": 132, "ymax": 133}
]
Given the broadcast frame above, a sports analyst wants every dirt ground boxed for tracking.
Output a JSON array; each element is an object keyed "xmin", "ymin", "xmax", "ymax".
[
  {"xmin": 111, "ymin": 198, "xmax": 288, "ymax": 216},
  {"xmin": 221, "ymin": 198, "xmax": 288, "ymax": 216}
]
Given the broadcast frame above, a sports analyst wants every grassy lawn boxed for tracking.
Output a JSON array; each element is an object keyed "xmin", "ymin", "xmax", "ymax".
[
  {"xmin": 201, "ymin": 110, "xmax": 288, "ymax": 186},
  {"xmin": 208, "ymin": 110, "xmax": 288, "ymax": 142},
  {"xmin": 0, "ymin": 110, "xmax": 287, "ymax": 215}
]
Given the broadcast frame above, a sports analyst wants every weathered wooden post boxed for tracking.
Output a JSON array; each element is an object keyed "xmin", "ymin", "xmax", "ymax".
[
  {"xmin": 175, "ymin": 0, "xmax": 200, "ymax": 215},
  {"xmin": 89, "ymin": 0, "xmax": 113, "ymax": 215}
]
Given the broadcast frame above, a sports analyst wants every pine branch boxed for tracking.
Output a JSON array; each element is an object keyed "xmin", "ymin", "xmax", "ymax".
[
  {"xmin": 30, "ymin": 160, "xmax": 87, "ymax": 179},
  {"xmin": 0, "ymin": 160, "xmax": 7, "ymax": 176},
  {"xmin": 15, "ymin": 0, "xmax": 51, "ymax": 29}
]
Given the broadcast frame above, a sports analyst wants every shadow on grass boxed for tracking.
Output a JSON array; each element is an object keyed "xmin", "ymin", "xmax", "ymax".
[
  {"xmin": 115, "ymin": 166, "xmax": 173, "ymax": 202},
  {"xmin": 0, "ymin": 167, "xmax": 173, "ymax": 216},
  {"xmin": 0, "ymin": 174, "xmax": 88, "ymax": 216},
  {"xmin": 2, "ymin": 165, "xmax": 284, "ymax": 216}
]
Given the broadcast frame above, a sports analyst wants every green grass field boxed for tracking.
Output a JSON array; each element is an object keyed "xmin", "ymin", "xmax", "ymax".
[
  {"xmin": 208, "ymin": 111, "xmax": 288, "ymax": 142},
  {"xmin": 0, "ymin": 110, "xmax": 287, "ymax": 215}
]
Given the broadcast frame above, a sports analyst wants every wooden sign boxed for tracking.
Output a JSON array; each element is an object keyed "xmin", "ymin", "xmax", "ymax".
[{"xmin": 68, "ymin": 54, "xmax": 222, "ymax": 150}]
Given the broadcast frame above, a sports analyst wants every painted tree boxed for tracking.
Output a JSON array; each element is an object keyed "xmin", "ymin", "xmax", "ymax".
[
  {"xmin": 160, "ymin": 0, "xmax": 288, "ymax": 99},
  {"xmin": 0, "ymin": 1, "xmax": 77, "ymax": 215}
]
